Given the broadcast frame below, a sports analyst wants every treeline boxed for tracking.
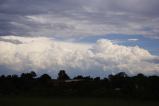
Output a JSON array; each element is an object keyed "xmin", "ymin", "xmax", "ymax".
[{"xmin": 0, "ymin": 70, "xmax": 159, "ymax": 100}]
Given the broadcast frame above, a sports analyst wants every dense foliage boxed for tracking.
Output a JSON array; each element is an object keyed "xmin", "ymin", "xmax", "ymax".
[{"xmin": 0, "ymin": 70, "xmax": 159, "ymax": 100}]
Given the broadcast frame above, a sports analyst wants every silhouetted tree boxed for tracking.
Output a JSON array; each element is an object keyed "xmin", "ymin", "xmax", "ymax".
[
  {"xmin": 0, "ymin": 70, "xmax": 159, "ymax": 99},
  {"xmin": 94, "ymin": 77, "xmax": 100, "ymax": 81},
  {"xmin": 83, "ymin": 76, "xmax": 93, "ymax": 80},
  {"xmin": 21, "ymin": 71, "xmax": 36, "ymax": 80},
  {"xmin": 57, "ymin": 70, "xmax": 70, "ymax": 80},
  {"xmin": 73, "ymin": 75, "xmax": 84, "ymax": 79},
  {"xmin": 39, "ymin": 74, "xmax": 52, "ymax": 82}
]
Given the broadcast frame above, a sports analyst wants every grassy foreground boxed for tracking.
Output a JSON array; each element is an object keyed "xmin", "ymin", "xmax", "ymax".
[{"xmin": 0, "ymin": 97, "xmax": 159, "ymax": 106}]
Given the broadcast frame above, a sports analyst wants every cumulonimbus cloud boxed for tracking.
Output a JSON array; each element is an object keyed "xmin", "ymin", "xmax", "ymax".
[{"xmin": 0, "ymin": 36, "xmax": 159, "ymax": 77}]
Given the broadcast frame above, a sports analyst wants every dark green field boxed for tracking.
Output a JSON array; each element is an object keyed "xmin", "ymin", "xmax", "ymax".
[{"xmin": 0, "ymin": 97, "xmax": 159, "ymax": 106}]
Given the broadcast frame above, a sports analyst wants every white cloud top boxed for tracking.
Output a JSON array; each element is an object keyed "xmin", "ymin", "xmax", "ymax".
[{"xmin": 0, "ymin": 36, "xmax": 159, "ymax": 77}]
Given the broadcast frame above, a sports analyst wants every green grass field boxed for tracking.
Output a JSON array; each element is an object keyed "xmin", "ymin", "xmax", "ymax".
[{"xmin": 0, "ymin": 97, "xmax": 159, "ymax": 106}]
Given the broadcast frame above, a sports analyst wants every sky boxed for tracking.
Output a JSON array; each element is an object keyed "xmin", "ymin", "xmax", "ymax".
[{"xmin": 0, "ymin": 0, "xmax": 159, "ymax": 77}]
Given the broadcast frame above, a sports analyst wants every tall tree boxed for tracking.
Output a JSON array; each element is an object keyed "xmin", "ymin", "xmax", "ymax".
[{"xmin": 57, "ymin": 70, "xmax": 70, "ymax": 80}]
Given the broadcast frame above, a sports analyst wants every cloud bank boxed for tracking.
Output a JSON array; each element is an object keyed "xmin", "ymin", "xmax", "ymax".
[{"xmin": 0, "ymin": 36, "xmax": 159, "ymax": 77}]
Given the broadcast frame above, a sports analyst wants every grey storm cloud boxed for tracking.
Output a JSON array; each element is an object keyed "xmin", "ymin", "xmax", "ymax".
[{"xmin": 0, "ymin": 0, "xmax": 159, "ymax": 38}]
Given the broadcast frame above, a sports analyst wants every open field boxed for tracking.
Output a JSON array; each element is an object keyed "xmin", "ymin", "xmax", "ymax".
[{"xmin": 0, "ymin": 97, "xmax": 159, "ymax": 106}]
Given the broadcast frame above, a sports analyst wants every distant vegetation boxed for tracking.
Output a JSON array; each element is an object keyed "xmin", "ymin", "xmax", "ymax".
[{"xmin": 0, "ymin": 70, "xmax": 159, "ymax": 100}]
